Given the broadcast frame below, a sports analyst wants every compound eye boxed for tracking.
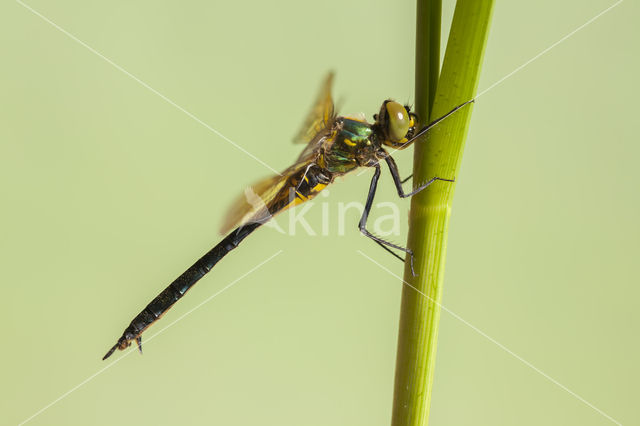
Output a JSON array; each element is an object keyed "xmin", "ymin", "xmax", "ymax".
[{"xmin": 385, "ymin": 101, "xmax": 410, "ymax": 142}]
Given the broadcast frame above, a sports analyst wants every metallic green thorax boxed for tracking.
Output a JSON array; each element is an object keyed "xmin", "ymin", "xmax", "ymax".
[{"xmin": 324, "ymin": 118, "xmax": 377, "ymax": 174}]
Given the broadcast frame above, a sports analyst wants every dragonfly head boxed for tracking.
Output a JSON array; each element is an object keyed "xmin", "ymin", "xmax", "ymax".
[{"xmin": 374, "ymin": 100, "xmax": 417, "ymax": 149}]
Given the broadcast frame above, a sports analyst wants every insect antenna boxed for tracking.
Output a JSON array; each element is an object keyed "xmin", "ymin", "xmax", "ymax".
[{"xmin": 407, "ymin": 99, "xmax": 475, "ymax": 144}]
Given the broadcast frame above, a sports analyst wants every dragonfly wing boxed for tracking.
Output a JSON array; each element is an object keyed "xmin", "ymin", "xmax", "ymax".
[
  {"xmin": 220, "ymin": 72, "xmax": 337, "ymax": 235},
  {"xmin": 292, "ymin": 72, "xmax": 336, "ymax": 144},
  {"xmin": 219, "ymin": 162, "xmax": 312, "ymax": 235},
  {"xmin": 219, "ymin": 174, "xmax": 286, "ymax": 235}
]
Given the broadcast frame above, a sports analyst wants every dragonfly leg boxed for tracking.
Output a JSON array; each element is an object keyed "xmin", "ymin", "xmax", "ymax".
[
  {"xmin": 384, "ymin": 155, "xmax": 454, "ymax": 198},
  {"xmin": 359, "ymin": 165, "xmax": 416, "ymax": 276},
  {"xmin": 401, "ymin": 174, "xmax": 413, "ymax": 184}
]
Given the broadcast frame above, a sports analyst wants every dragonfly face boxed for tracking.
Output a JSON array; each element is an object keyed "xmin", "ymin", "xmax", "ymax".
[{"xmin": 373, "ymin": 100, "xmax": 418, "ymax": 150}]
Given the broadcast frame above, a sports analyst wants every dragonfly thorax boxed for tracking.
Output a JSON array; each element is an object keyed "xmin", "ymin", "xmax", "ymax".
[{"xmin": 323, "ymin": 117, "xmax": 378, "ymax": 173}]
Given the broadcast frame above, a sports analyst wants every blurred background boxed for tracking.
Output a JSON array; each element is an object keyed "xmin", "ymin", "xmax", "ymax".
[{"xmin": 1, "ymin": 0, "xmax": 637, "ymax": 425}]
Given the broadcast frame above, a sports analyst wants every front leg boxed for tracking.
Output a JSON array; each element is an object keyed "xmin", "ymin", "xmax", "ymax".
[
  {"xmin": 384, "ymin": 155, "xmax": 454, "ymax": 198},
  {"xmin": 359, "ymin": 165, "xmax": 416, "ymax": 275}
]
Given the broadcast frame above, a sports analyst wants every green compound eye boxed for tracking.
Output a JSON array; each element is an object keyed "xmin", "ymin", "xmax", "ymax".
[{"xmin": 385, "ymin": 101, "xmax": 410, "ymax": 142}]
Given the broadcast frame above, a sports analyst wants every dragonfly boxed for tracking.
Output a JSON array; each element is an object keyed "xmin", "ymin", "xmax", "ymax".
[{"xmin": 102, "ymin": 73, "xmax": 472, "ymax": 360}]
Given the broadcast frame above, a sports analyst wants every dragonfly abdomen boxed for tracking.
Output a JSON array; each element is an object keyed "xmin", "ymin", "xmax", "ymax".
[{"xmin": 102, "ymin": 222, "xmax": 261, "ymax": 360}]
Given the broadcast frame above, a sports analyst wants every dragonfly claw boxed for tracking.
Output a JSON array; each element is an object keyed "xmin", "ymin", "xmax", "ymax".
[
  {"xmin": 102, "ymin": 343, "xmax": 119, "ymax": 360},
  {"xmin": 102, "ymin": 332, "xmax": 138, "ymax": 360},
  {"xmin": 409, "ymin": 254, "xmax": 417, "ymax": 277}
]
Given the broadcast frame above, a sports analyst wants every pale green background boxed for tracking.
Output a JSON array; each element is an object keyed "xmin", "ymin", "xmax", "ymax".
[{"xmin": 1, "ymin": 1, "xmax": 638, "ymax": 425}]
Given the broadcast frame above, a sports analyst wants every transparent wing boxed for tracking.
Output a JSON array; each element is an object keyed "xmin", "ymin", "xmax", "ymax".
[
  {"xmin": 221, "ymin": 73, "xmax": 336, "ymax": 235},
  {"xmin": 219, "ymin": 174, "xmax": 286, "ymax": 235},
  {"xmin": 219, "ymin": 162, "xmax": 310, "ymax": 235},
  {"xmin": 292, "ymin": 71, "xmax": 336, "ymax": 144}
]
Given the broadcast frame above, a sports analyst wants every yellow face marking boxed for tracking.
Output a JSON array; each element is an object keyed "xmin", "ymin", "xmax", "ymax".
[{"xmin": 343, "ymin": 138, "xmax": 356, "ymax": 147}]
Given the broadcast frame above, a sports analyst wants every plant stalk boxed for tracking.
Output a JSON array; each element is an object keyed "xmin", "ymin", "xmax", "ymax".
[{"xmin": 391, "ymin": 2, "xmax": 494, "ymax": 425}]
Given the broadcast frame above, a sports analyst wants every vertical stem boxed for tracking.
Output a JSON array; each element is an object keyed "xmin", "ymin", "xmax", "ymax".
[
  {"xmin": 391, "ymin": 2, "xmax": 494, "ymax": 426},
  {"xmin": 414, "ymin": 0, "xmax": 442, "ymax": 119}
]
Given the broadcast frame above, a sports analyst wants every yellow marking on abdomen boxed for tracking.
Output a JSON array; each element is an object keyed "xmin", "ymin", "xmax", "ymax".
[
  {"xmin": 281, "ymin": 183, "xmax": 327, "ymax": 212},
  {"xmin": 312, "ymin": 183, "xmax": 327, "ymax": 193}
]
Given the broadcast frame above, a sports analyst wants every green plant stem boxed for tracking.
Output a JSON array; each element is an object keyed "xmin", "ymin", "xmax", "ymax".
[
  {"xmin": 414, "ymin": 0, "xmax": 441, "ymax": 118},
  {"xmin": 391, "ymin": 2, "xmax": 494, "ymax": 426}
]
